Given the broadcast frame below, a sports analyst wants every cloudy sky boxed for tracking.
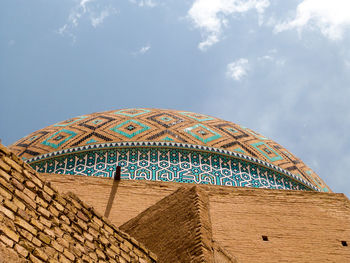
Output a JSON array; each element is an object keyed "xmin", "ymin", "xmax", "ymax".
[{"xmin": 1, "ymin": 0, "xmax": 350, "ymax": 196}]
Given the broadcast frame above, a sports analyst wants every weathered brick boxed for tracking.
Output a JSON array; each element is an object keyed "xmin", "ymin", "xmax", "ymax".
[
  {"xmin": 3, "ymin": 156, "xmax": 22, "ymax": 172},
  {"xmin": 48, "ymin": 205, "xmax": 60, "ymax": 217},
  {"xmin": 38, "ymin": 232, "xmax": 51, "ymax": 244},
  {"xmin": 54, "ymin": 201, "xmax": 64, "ymax": 212},
  {"xmin": 0, "ymin": 159, "xmax": 11, "ymax": 173},
  {"xmin": 92, "ymin": 216, "xmax": 103, "ymax": 228},
  {"xmin": 133, "ymin": 247, "xmax": 145, "ymax": 257},
  {"xmin": 71, "ymin": 245, "xmax": 82, "ymax": 257},
  {"xmin": 32, "ymin": 237, "xmax": 42, "ymax": 247},
  {"xmin": 40, "ymin": 190, "xmax": 52, "ymax": 203},
  {"xmin": 19, "ymin": 240, "xmax": 35, "ymax": 252},
  {"xmin": 36, "ymin": 195, "xmax": 49, "ymax": 208},
  {"xmin": 38, "ymin": 206, "xmax": 51, "ymax": 218},
  {"xmin": 25, "ymin": 179, "xmax": 36, "ymax": 190},
  {"xmin": 0, "ymin": 204, "xmax": 15, "ymax": 219},
  {"xmin": 31, "ymin": 175, "xmax": 43, "ymax": 188},
  {"xmin": 77, "ymin": 218, "xmax": 88, "ymax": 231},
  {"xmin": 83, "ymin": 231, "xmax": 94, "ymax": 242},
  {"xmin": 81, "ymin": 254, "xmax": 91, "ymax": 262},
  {"xmin": 43, "ymin": 247, "xmax": 57, "ymax": 260},
  {"xmin": 120, "ymin": 242, "xmax": 131, "ymax": 253},
  {"xmin": 0, "ymin": 177, "xmax": 14, "ymax": 192},
  {"xmin": 23, "ymin": 187, "xmax": 36, "ymax": 199},
  {"xmin": 52, "ymin": 240, "xmax": 64, "ymax": 253},
  {"xmin": 63, "ymin": 248, "xmax": 76, "ymax": 261},
  {"xmin": 11, "ymin": 170, "xmax": 25, "ymax": 183},
  {"xmin": 0, "ymin": 144, "xmax": 11, "ymax": 155},
  {"xmin": 121, "ymin": 250, "xmax": 131, "ymax": 262},
  {"xmin": 30, "ymin": 253, "xmax": 45, "ymax": 263},
  {"xmin": 0, "ymin": 186, "xmax": 12, "ymax": 200},
  {"xmin": 0, "ymin": 234, "xmax": 14, "ymax": 247},
  {"xmin": 30, "ymin": 217, "xmax": 44, "ymax": 231},
  {"xmin": 65, "ymin": 210, "xmax": 75, "ymax": 221},
  {"xmin": 57, "ymin": 237, "xmax": 69, "ymax": 248},
  {"xmin": 71, "ymin": 224, "xmax": 82, "ymax": 235},
  {"xmin": 77, "ymin": 210, "xmax": 88, "ymax": 222},
  {"xmin": 22, "ymin": 169, "xmax": 33, "ymax": 180},
  {"xmin": 58, "ymin": 254, "xmax": 70, "ymax": 263},
  {"xmin": 106, "ymin": 247, "xmax": 116, "ymax": 259},
  {"xmin": 10, "ymin": 153, "xmax": 23, "ymax": 165},
  {"xmin": 15, "ymin": 189, "xmax": 36, "ymax": 209},
  {"xmin": 84, "ymin": 239, "xmax": 95, "ymax": 250},
  {"xmin": 33, "ymin": 247, "xmax": 49, "ymax": 261},
  {"xmin": 55, "ymin": 195, "xmax": 67, "ymax": 206},
  {"xmin": 3, "ymin": 198, "xmax": 18, "ymax": 213},
  {"xmin": 44, "ymin": 227, "xmax": 55, "ymax": 238},
  {"xmin": 124, "ymin": 240, "xmax": 134, "ymax": 251},
  {"xmin": 0, "ymin": 168, "xmax": 10, "ymax": 181},
  {"xmin": 88, "ymin": 226, "xmax": 99, "ymax": 239},
  {"xmin": 0, "ymin": 224, "xmax": 20, "ymax": 242},
  {"xmin": 15, "ymin": 217, "xmax": 38, "ymax": 235},
  {"xmin": 104, "ymin": 224, "xmax": 114, "ymax": 235},
  {"xmin": 53, "ymin": 226, "xmax": 64, "ymax": 238},
  {"xmin": 59, "ymin": 214, "xmax": 70, "ymax": 225},
  {"xmin": 18, "ymin": 228, "xmax": 33, "ymax": 241},
  {"xmin": 39, "ymin": 215, "xmax": 52, "ymax": 228},
  {"xmin": 95, "ymin": 248, "xmax": 106, "ymax": 260},
  {"xmin": 62, "ymin": 233, "xmax": 73, "ymax": 244},
  {"xmin": 15, "ymin": 243, "xmax": 29, "ymax": 257},
  {"xmin": 73, "ymin": 232, "xmax": 85, "ymax": 243},
  {"xmin": 89, "ymin": 252, "xmax": 98, "ymax": 261},
  {"xmin": 110, "ymin": 243, "xmax": 121, "ymax": 254},
  {"xmin": 60, "ymin": 223, "xmax": 72, "ymax": 234},
  {"xmin": 44, "ymin": 184, "xmax": 55, "ymax": 196},
  {"xmin": 12, "ymin": 197, "xmax": 26, "ymax": 210},
  {"xmin": 148, "ymin": 251, "xmax": 157, "ymax": 260}
]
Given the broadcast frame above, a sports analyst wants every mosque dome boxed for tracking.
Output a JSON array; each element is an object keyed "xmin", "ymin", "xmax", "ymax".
[{"xmin": 9, "ymin": 108, "xmax": 330, "ymax": 192}]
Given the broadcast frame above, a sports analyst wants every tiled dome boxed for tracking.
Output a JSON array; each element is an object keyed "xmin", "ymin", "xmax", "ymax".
[{"xmin": 9, "ymin": 108, "xmax": 330, "ymax": 192}]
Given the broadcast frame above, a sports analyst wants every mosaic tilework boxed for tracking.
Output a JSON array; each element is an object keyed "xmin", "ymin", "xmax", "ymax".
[
  {"xmin": 8, "ymin": 108, "xmax": 331, "ymax": 192},
  {"xmin": 30, "ymin": 147, "xmax": 313, "ymax": 191}
]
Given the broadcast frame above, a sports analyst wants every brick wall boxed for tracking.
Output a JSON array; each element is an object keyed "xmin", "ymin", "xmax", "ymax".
[
  {"xmin": 44, "ymin": 172, "xmax": 350, "ymax": 262},
  {"xmin": 0, "ymin": 143, "xmax": 157, "ymax": 263}
]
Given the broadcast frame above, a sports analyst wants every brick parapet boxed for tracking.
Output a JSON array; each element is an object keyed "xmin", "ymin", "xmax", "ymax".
[{"xmin": 0, "ymin": 143, "xmax": 157, "ymax": 262}]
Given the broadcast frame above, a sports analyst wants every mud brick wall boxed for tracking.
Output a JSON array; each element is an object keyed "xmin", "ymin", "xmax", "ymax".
[{"xmin": 0, "ymin": 143, "xmax": 157, "ymax": 263}]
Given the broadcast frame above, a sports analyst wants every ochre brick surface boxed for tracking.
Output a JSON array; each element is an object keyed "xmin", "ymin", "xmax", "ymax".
[
  {"xmin": 44, "ymin": 172, "xmax": 350, "ymax": 263},
  {"xmin": 120, "ymin": 186, "xmax": 229, "ymax": 263},
  {"xmin": 208, "ymin": 187, "xmax": 350, "ymax": 263},
  {"xmin": 0, "ymin": 143, "xmax": 157, "ymax": 263}
]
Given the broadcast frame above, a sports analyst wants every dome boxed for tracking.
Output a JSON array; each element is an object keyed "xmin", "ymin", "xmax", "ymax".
[{"xmin": 9, "ymin": 108, "xmax": 330, "ymax": 192}]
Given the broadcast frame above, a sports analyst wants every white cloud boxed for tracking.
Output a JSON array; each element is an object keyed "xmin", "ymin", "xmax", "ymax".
[
  {"xmin": 275, "ymin": 0, "xmax": 350, "ymax": 40},
  {"xmin": 188, "ymin": 0, "xmax": 270, "ymax": 51},
  {"xmin": 133, "ymin": 45, "xmax": 151, "ymax": 55},
  {"xmin": 258, "ymin": 55, "xmax": 273, "ymax": 61},
  {"xmin": 129, "ymin": 0, "xmax": 157, "ymax": 8},
  {"xmin": 58, "ymin": 0, "xmax": 117, "ymax": 41},
  {"xmin": 257, "ymin": 51, "xmax": 286, "ymax": 66},
  {"xmin": 91, "ymin": 9, "xmax": 114, "ymax": 28},
  {"xmin": 226, "ymin": 58, "xmax": 249, "ymax": 80}
]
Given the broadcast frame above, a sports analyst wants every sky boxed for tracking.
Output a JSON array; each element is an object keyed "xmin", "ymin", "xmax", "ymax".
[{"xmin": 1, "ymin": 0, "xmax": 350, "ymax": 197}]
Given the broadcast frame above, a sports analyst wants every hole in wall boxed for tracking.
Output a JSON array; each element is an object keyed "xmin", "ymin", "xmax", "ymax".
[
  {"xmin": 262, "ymin": 235, "xmax": 268, "ymax": 241},
  {"xmin": 341, "ymin": 241, "xmax": 348, "ymax": 247}
]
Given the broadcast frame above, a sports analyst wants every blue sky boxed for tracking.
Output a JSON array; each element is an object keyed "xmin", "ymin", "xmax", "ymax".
[{"xmin": 1, "ymin": 0, "xmax": 350, "ymax": 196}]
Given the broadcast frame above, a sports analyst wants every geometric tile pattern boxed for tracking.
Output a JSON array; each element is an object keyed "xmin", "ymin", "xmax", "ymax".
[
  {"xmin": 8, "ymin": 108, "xmax": 331, "ymax": 192},
  {"xmin": 30, "ymin": 147, "xmax": 313, "ymax": 191}
]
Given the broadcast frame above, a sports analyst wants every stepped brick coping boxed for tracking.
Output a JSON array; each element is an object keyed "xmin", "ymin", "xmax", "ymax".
[{"xmin": 121, "ymin": 185, "xmax": 237, "ymax": 263}]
